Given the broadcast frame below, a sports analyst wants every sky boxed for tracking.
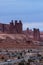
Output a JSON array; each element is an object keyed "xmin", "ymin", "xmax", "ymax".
[{"xmin": 0, "ymin": 0, "xmax": 43, "ymax": 31}]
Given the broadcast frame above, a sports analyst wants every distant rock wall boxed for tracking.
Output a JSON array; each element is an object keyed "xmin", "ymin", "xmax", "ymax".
[
  {"xmin": 0, "ymin": 20, "xmax": 22, "ymax": 34},
  {"xmin": 33, "ymin": 28, "xmax": 40, "ymax": 41}
]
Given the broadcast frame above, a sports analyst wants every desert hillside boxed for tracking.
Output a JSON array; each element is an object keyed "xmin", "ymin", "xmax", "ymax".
[
  {"xmin": 0, "ymin": 33, "xmax": 43, "ymax": 49},
  {"xmin": 0, "ymin": 33, "xmax": 34, "ymax": 49}
]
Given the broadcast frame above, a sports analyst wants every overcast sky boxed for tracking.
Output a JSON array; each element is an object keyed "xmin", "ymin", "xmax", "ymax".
[{"xmin": 0, "ymin": 0, "xmax": 43, "ymax": 30}]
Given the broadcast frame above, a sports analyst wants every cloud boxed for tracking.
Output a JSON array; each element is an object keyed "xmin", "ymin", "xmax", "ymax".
[{"xmin": 23, "ymin": 22, "xmax": 43, "ymax": 31}]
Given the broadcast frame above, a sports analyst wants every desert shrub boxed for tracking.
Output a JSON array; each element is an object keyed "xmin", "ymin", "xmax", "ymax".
[
  {"xmin": 26, "ymin": 62, "xmax": 30, "ymax": 65},
  {"xmin": 28, "ymin": 59, "xmax": 32, "ymax": 62},
  {"xmin": 18, "ymin": 56, "xmax": 20, "ymax": 59},
  {"xmin": 37, "ymin": 54, "xmax": 41, "ymax": 57},
  {"xmin": 20, "ymin": 53, "xmax": 22, "ymax": 56},
  {"xmin": 18, "ymin": 62, "xmax": 24, "ymax": 65},
  {"xmin": 1, "ymin": 56, "xmax": 4, "ymax": 60}
]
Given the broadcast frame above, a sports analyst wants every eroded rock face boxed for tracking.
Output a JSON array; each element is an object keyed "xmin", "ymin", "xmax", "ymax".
[
  {"xmin": 0, "ymin": 34, "xmax": 31, "ymax": 43},
  {"xmin": 0, "ymin": 34, "xmax": 34, "ymax": 49},
  {"xmin": 0, "ymin": 20, "xmax": 22, "ymax": 34},
  {"xmin": 33, "ymin": 28, "xmax": 40, "ymax": 41},
  {"xmin": 0, "ymin": 33, "xmax": 42, "ymax": 49}
]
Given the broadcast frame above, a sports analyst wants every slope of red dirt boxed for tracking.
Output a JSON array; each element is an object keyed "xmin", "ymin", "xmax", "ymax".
[{"xmin": 0, "ymin": 33, "xmax": 43, "ymax": 49}]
